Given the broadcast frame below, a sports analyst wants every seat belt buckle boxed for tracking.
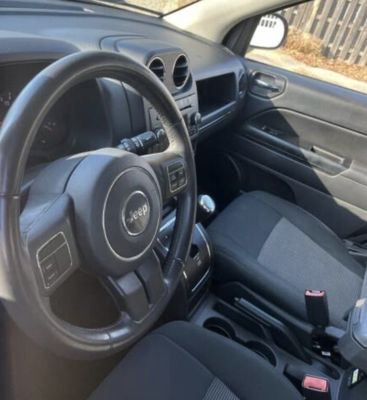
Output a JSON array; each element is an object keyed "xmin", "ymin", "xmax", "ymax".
[
  {"xmin": 305, "ymin": 290, "xmax": 329, "ymax": 328},
  {"xmin": 302, "ymin": 375, "xmax": 331, "ymax": 400}
]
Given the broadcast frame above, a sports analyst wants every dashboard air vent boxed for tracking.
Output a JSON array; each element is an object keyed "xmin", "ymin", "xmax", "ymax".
[
  {"xmin": 173, "ymin": 54, "xmax": 190, "ymax": 89},
  {"xmin": 148, "ymin": 57, "xmax": 165, "ymax": 82}
]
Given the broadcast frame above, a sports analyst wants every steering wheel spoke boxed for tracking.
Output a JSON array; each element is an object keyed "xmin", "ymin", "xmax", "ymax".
[
  {"xmin": 20, "ymin": 193, "xmax": 80, "ymax": 295},
  {"xmin": 143, "ymin": 151, "xmax": 188, "ymax": 203},
  {"xmin": 104, "ymin": 251, "xmax": 167, "ymax": 322}
]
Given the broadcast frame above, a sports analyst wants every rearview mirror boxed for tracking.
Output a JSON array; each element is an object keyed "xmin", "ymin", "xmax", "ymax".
[{"xmin": 250, "ymin": 14, "xmax": 288, "ymax": 50}]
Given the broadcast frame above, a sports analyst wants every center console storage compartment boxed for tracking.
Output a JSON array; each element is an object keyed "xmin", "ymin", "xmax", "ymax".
[
  {"xmin": 196, "ymin": 73, "xmax": 238, "ymax": 133},
  {"xmin": 197, "ymin": 73, "xmax": 236, "ymax": 116}
]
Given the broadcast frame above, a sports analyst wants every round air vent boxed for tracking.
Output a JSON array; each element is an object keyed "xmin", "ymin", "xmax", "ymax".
[
  {"xmin": 172, "ymin": 54, "xmax": 190, "ymax": 89},
  {"xmin": 148, "ymin": 57, "xmax": 165, "ymax": 82}
]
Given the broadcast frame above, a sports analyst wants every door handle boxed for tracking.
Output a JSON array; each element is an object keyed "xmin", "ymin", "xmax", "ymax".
[
  {"xmin": 253, "ymin": 78, "xmax": 280, "ymax": 92},
  {"xmin": 249, "ymin": 72, "xmax": 285, "ymax": 98}
]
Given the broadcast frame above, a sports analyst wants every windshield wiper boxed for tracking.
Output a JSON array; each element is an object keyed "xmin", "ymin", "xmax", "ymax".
[{"xmin": 63, "ymin": 0, "xmax": 163, "ymax": 16}]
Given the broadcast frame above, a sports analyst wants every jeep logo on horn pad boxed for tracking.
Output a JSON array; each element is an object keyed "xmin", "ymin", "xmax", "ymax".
[{"xmin": 122, "ymin": 191, "xmax": 151, "ymax": 236}]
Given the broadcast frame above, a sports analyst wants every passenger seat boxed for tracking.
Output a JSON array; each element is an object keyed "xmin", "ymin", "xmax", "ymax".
[{"xmin": 208, "ymin": 191, "xmax": 364, "ymax": 329}]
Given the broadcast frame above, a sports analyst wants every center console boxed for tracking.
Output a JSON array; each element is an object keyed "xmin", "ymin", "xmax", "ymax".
[
  {"xmin": 156, "ymin": 195, "xmax": 215, "ymax": 305},
  {"xmin": 190, "ymin": 293, "xmax": 367, "ymax": 400},
  {"xmin": 158, "ymin": 216, "xmax": 211, "ymax": 295}
]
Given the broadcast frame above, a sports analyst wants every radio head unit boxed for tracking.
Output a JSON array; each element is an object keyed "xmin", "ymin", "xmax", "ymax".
[{"xmin": 145, "ymin": 92, "xmax": 201, "ymax": 138}]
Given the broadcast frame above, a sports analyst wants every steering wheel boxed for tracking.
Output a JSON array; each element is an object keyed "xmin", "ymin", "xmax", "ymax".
[{"xmin": 0, "ymin": 51, "xmax": 197, "ymax": 359}]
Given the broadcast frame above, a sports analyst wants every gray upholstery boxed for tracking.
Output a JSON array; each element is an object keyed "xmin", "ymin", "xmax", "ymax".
[
  {"xmin": 89, "ymin": 321, "xmax": 301, "ymax": 400},
  {"xmin": 203, "ymin": 378, "xmax": 239, "ymax": 400},
  {"xmin": 208, "ymin": 191, "xmax": 365, "ymax": 328}
]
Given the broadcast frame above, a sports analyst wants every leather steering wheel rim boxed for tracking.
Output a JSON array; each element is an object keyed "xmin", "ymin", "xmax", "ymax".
[{"xmin": 0, "ymin": 51, "xmax": 197, "ymax": 359}]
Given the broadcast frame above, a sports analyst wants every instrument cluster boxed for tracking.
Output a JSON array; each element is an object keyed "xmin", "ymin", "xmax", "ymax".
[
  {"xmin": 0, "ymin": 61, "xmax": 113, "ymax": 167},
  {"xmin": 0, "ymin": 62, "xmax": 71, "ymax": 162}
]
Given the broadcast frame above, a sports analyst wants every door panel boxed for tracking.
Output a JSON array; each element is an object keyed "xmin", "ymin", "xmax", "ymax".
[{"xmin": 224, "ymin": 59, "xmax": 367, "ymax": 238}]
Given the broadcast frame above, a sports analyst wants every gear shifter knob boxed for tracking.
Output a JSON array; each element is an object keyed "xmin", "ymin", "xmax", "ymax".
[{"xmin": 197, "ymin": 194, "xmax": 216, "ymax": 223}]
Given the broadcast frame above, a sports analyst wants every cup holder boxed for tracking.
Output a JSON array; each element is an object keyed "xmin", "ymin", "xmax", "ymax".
[
  {"xmin": 246, "ymin": 341, "xmax": 277, "ymax": 366},
  {"xmin": 204, "ymin": 318, "xmax": 235, "ymax": 340},
  {"xmin": 204, "ymin": 319, "xmax": 277, "ymax": 367}
]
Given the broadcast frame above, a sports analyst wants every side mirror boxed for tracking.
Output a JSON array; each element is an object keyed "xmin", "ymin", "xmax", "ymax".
[{"xmin": 250, "ymin": 14, "xmax": 288, "ymax": 50}]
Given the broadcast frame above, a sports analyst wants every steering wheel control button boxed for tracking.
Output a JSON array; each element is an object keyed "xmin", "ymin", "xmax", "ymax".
[
  {"xmin": 36, "ymin": 232, "xmax": 72, "ymax": 289},
  {"xmin": 39, "ymin": 257, "xmax": 59, "ymax": 287},
  {"xmin": 167, "ymin": 161, "xmax": 187, "ymax": 193},
  {"xmin": 37, "ymin": 231, "xmax": 65, "ymax": 260},
  {"xmin": 122, "ymin": 191, "xmax": 151, "ymax": 236}
]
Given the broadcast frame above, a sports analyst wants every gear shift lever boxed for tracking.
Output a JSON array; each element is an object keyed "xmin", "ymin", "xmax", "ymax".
[{"xmin": 196, "ymin": 194, "xmax": 216, "ymax": 224}]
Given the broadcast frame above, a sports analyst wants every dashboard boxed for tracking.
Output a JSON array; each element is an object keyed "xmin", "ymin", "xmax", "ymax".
[{"xmin": 0, "ymin": 0, "xmax": 247, "ymax": 171}]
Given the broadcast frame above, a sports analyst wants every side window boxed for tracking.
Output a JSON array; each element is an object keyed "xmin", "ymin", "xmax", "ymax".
[{"xmin": 246, "ymin": 0, "xmax": 367, "ymax": 94}]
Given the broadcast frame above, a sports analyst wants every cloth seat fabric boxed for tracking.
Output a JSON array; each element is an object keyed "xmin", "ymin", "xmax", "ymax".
[
  {"xmin": 89, "ymin": 321, "xmax": 301, "ymax": 400},
  {"xmin": 208, "ymin": 191, "xmax": 365, "ymax": 328}
]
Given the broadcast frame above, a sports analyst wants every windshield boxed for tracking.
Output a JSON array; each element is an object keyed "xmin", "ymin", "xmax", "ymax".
[{"xmin": 121, "ymin": 0, "xmax": 199, "ymax": 15}]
